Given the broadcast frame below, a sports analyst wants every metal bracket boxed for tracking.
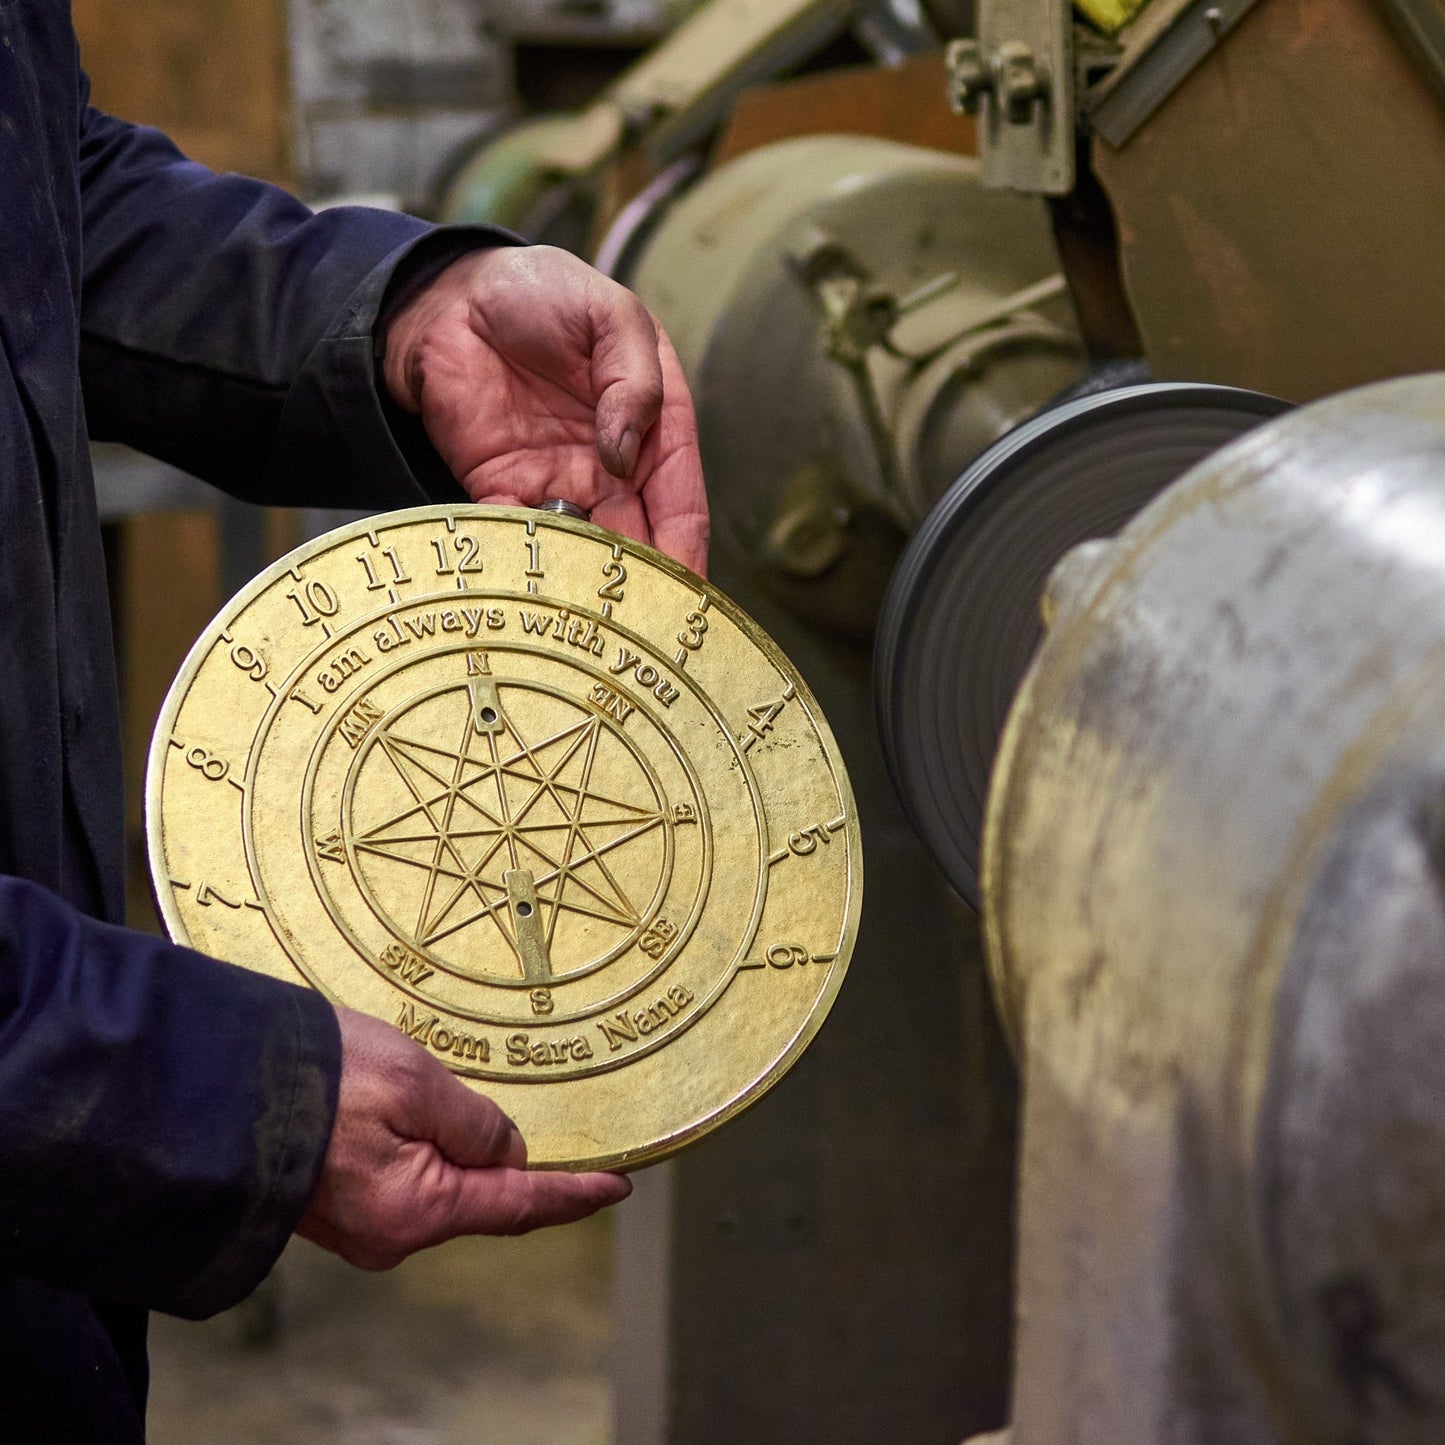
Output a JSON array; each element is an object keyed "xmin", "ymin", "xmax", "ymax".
[
  {"xmin": 947, "ymin": 0, "xmax": 1074, "ymax": 194},
  {"xmin": 1084, "ymin": 0, "xmax": 1261, "ymax": 148}
]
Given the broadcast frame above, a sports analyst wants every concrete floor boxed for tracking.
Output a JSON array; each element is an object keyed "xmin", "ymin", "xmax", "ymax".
[{"xmin": 146, "ymin": 1213, "xmax": 614, "ymax": 1445}]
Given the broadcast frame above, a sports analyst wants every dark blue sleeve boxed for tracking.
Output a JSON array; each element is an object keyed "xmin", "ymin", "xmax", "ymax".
[
  {"xmin": 0, "ymin": 877, "xmax": 341, "ymax": 1319},
  {"xmin": 76, "ymin": 99, "xmax": 521, "ymax": 509}
]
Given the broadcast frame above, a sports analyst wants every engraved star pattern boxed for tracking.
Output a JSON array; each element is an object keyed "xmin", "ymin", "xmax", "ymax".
[{"xmin": 346, "ymin": 687, "xmax": 667, "ymax": 978}]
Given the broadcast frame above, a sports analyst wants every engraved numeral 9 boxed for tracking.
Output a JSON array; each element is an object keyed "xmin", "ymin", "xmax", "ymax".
[
  {"xmin": 229, "ymin": 642, "xmax": 266, "ymax": 682},
  {"xmin": 766, "ymin": 943, "xmax": 811, "ymax": 969}
]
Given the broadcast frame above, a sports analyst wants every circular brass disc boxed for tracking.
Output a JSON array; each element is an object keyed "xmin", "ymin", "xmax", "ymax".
[{"xmin": 147, "ymin": 505, "xmax": 861, "ymax": 1170}]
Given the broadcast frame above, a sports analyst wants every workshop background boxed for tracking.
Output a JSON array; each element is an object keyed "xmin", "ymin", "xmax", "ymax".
[
  {"xmin": 77, "ymin": 0, "xmax": 1445, "ymax": 1440},
  {"xmin": 78, "ymin": 4, "xmax": 1003, "ymax": 1445}
]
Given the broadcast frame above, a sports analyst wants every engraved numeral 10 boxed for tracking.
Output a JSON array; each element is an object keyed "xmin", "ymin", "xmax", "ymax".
[
  {"xmin": 356, "ymin": 545, "xmax": 410, "ymax": 591},
  {"xmin": 431, "ymin": 535, "xmax": 483, "ymax": 575},
  {"xmin": 286, "ymin": 578, "xmax": 340, "ymax": 626}
]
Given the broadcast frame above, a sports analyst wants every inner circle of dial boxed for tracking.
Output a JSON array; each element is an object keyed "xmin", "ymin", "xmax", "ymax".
[{"xmin": 339, "ymin": 674, "xmax": 675, "ymax": 988}]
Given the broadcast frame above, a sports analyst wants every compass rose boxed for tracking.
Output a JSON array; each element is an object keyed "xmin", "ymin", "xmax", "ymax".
[{"xmin": 341, "ymin": 677, "xmax": 673, "ymax": 985}]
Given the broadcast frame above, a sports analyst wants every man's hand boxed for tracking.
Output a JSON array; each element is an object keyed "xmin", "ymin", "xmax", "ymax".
[
  {"xmin": 297, "ymin": 1006, "xmax": 630, "ymax": 1269},
  {"xmin": 382, "ymin": 245, "xmax": 709, "ymax": 576}
]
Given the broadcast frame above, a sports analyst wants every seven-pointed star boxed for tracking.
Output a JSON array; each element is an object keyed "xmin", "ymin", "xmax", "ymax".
[{"xmin": 348, "ymin": 688, "xmax": 667, "ymax": 976}]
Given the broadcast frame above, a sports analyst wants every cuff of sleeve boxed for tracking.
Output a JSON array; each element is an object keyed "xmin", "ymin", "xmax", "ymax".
[
  {"xmin": 261, "ymin": 224, "xmax": 525, "ymax": 511},
  {"xmin": 169, "ymin": 985, "xmax": 341, "ymax": 1319}
]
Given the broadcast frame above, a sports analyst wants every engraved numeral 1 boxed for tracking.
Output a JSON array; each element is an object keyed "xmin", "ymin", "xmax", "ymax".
[
  {"xmin": 525, "ymin": 539, "xmax": 543, "ymax": 578},
  {"xmin": 357, "ymin": 545, "xmax": 410, "ymax": 590}
]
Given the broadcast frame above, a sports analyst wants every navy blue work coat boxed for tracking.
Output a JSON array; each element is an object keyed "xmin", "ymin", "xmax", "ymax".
[{"xmin": 0, "ymin": 3, "xmax": 504, "ymax": 1438}]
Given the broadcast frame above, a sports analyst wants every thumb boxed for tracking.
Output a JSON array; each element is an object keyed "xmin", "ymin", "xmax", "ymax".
[
  {"xmin": 589, "ymin": 284, "xmax": 665, "ymax": 479},
  {"xmin": 419, "ymin": 1064, "xmax": 529, "ymax": 1171}
]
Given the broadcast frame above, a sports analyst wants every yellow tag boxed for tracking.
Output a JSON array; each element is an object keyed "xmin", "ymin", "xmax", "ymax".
[{"xmin": 1075, "ymin": 0, "xmax": 1148, "ymax": 34}]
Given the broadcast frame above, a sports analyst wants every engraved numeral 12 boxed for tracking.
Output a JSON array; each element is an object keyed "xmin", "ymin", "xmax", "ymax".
[{"xmin": 431, "ymin": 535, "xmax": 484, "ymax": 575}]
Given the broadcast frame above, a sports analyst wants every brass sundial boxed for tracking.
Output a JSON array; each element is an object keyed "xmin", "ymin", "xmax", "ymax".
[{"xmin": 147, "ymin": 505, "xmax": 861, "ymax": 1169}]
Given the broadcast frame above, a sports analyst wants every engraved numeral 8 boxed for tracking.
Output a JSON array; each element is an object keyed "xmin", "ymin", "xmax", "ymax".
[{"xmin": 185, "ymin": 747, "xmax": 230, "ymax": 782}]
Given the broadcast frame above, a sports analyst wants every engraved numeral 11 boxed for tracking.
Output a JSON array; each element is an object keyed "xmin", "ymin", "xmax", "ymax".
[{"xmin": 357, "ymin": 545, "xmax": 410, "ymax": 590}]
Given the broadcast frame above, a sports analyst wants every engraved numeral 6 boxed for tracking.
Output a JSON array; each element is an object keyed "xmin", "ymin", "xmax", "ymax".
[{"xmin": 766, "ymin": 943, "xmax": 811, "ymax": 969}]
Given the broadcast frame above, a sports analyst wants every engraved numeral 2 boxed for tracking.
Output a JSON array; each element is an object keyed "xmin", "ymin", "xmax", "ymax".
[{"xmin": 598, "ymin": 558, "xmax": 627, "ymax": 602}]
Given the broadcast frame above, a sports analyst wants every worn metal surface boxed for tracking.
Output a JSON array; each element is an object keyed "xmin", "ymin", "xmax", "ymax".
[
  {"xmin": 148, "ymin": 506, "xmax": 861, "ymax": 1170},
  {"xmin": 635, "ymin": 134, "xmax": 1083, "ymax": 641},
  {"xmin": 983, "ymin": 373, "xmax": 1445, "ymax": 1442},
  {"xmin": 1092, "ymin": 0, "xmax": 1445, "ymax": 402},
  {"xmin": 876, "ymin": 382, "xmax": 1285, "ymax": 906}
]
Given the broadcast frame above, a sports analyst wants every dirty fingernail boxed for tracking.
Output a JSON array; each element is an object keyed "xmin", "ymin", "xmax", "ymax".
[{"xmin": 617, "ymin": 426, "xmax": 641, "ymax": 477}]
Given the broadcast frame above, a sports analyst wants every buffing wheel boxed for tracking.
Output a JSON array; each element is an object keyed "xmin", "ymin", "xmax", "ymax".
[{"xmin": 874, "ymin": 382, "xmax": 1289, "ymax": 907}]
